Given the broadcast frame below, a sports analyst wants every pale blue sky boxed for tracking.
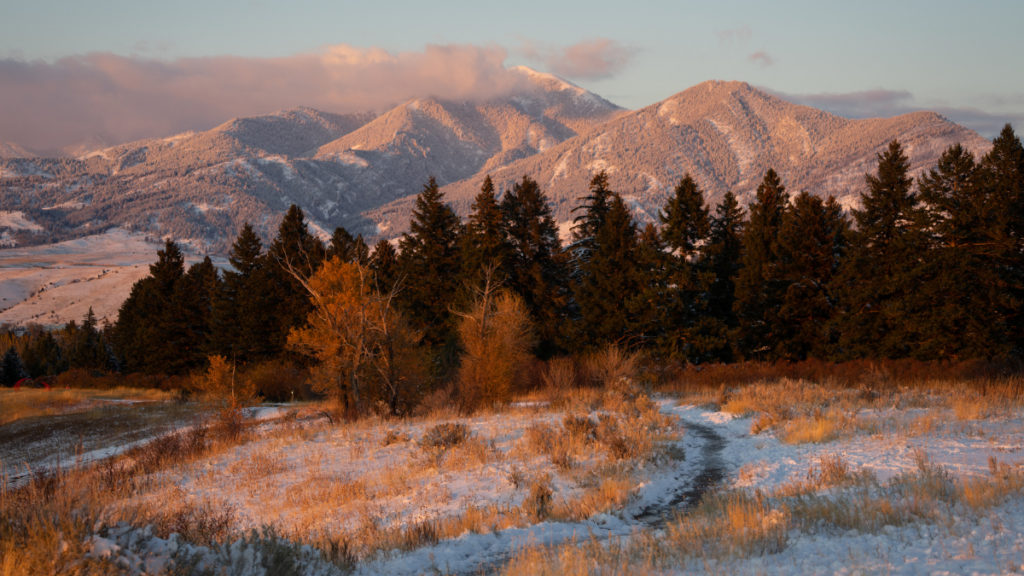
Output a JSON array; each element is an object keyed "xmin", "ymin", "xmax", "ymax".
[{"xmin": 2, "ymin": 0, "xmax": 1022, "ymax": 145}]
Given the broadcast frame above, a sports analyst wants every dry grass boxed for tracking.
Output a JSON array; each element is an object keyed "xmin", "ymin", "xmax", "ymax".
[
  {"xmin": 0, "ymin": 387, "xmax": 176, "ymax": 425},
  {"xmin": 502, "ymin": 449, "xmax": 1024, "ymax": 574}
]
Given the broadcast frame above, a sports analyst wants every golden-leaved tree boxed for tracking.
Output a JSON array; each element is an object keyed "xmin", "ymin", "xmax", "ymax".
[
  {"xmin": 455, "ymin": 273, "xmax": 536, "ymax": 410},
  {"xmin": 285, "ymin": 257, "xmax": 423, "ymax": 415}
]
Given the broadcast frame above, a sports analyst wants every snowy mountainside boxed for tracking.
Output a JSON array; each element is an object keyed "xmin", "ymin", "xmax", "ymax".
[
  {"xmin": 0, "ymin": 67, "xmax": 621, "ymax": 251},
  {"xmin": 369, "ymin": 81, "xmax": 992, "ymax": 235}
]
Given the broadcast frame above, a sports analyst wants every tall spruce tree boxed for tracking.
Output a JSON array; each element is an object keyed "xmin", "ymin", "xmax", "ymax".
[
  {"xmin": 976, "ymin": 125, "xmax": 1024, "ymax": 351},
  {"xmin": 571, "ymin": 193, "xmax": 640, "ymax": 350},
  {"xmin": 1, "ymin": 347, "xmax": 28, "ymax": 386},
  {"xmin": 267, "ymin": 205, "xmax": 325, "ymax": 354},
  {"xmin": 733, "ymin": 169, "xmax": 790, "ymax": 359},
  {"xmin": 398, "ymin": 176, "xmax": 463, "ymax": 349},
  {"xmin": 328, "ymin": 227, "xmax": 356, "ymax": 262},
  {"xmin": 660, "ymin": 174, "xmax": 711, "ymax": 258},
  {"xmin": 768, "ymin": 193, "xmax": 847, "ymax": 360},
  {"xmin": 570, "ymin": 171, "xmax": 614, "ymax": 267},
  {"xmin": 914, "ymin": 143, "xmax": 1010, "ymax": 358},
  {"xmin": 703, "ymin": 191, "xmax": 746, "ymax": 332},
  {"xmin": 831, "ymin": 140, "xmax": 928, "ymax": 359},
  {"xmin": 210, "ymin": 223, "xmax": 278, "ymax": 362},
  {"xmin": 113, "ymin": 239, "xmax": 186, "ymax": 373},
  {"xmin": 461, "ymin": 175, "xmax": 512, "ymax": 288},
  {"xmin": 370, "ymin": 239, "xmax": 400, "ymax": 295},
  {"xmin": 500, "ymin": 175, "xmax": 570, "ymax": 355}
]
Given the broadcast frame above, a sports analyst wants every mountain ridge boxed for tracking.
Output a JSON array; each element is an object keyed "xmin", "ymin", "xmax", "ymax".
[{"xmin": 0, "ymin": 75, "xmax": 993, "ymax": 250}]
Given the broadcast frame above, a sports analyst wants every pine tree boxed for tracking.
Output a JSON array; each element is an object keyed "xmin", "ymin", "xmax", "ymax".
[
  {"xmin": 660, "ymin": 174, "xmax": 711, "ymax": 258},
  {"xmin": 500, "ymin": 175, "xmax": 570, "ymax": 355},
  {"xmin": 1, "ymin": 346, "xmax": 28, "ymax": 386},
  {"xmin": 328, "ymin": 227, "xmax": 356, "ymax": 262},
  {"xmin": 733, "ymin": 169, "xmax": 790, "ymax": 359},
  {"xmin": 768, "ymin": 193, "xmax": 847, "ymax": 360},
  {"xmin": 461, "ymin": 175, "xmax": 512, "ymax": 289},
  {"xmin": 831, "ymin": 140, "xmax": 928, "ymax": 359},
  {"xmin": 397, "ymin": 177, "xmax": 463, "ymax": 349},
  {"xmin": 913, "ymin": 143, "xmax": 1010, "ymax": 358},
  {"xmin": 703, "ymin": 191, "xmax": 746, "ymax": 332},
  {"xmin": 570, "ymin": 171, "xmax": 614, "ymax": 267},
  {"xmin": 976, "ymin": 125, "xmax": 1024, "ymax": 351},
  {"xmin": 113, "ymin": 239, "xmax": 187, "ymax": 373},
  {"xmin": 68, "ymin": 307, "xmax": 105, "ymax": 370},
  {"xmin": 209, "ymin": 223, "xmax": 277, "ymax": 362},
  {"xmin": 369, "ymin": 239, "xmax": 400, "ymax": 295},
  {"xmin": 571, "ymin": 193, "xmax": 640, "ymax": 349},
  {"xmin": 266, "ymin": 205, "xmax": 326, "ymax": 354},
  {"xmin": 161, "ymin": 258, "xmax": 220, "ymax": 374}
]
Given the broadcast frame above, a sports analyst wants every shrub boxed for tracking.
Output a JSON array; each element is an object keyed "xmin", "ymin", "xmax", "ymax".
[
  {"xmin": 419, "ymin": 423, "xmax": 470, "ymax": 453},
  {"xmin": 456, "ymin": 291, "xmax": 537, "ymax": 411}
]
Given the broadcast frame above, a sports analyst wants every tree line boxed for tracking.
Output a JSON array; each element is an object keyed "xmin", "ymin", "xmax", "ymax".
[{"xmin": 3, "ymin": 125, "xmax": 1023, "ymax": 404}]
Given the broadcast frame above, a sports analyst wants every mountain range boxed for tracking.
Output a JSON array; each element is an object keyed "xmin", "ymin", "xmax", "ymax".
[{"xmin": 0, "ymin": 69, "xmax": 993, "ymax": 252}]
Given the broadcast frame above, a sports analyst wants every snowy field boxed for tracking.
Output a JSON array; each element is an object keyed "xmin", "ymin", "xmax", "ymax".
[
  {"xmin": 0, "ymin": 226, "xmax": 226, "ymax": 328},
  {"xmin": 6, "ymin": 380, "xmax": 1024, "ymax": 575}
]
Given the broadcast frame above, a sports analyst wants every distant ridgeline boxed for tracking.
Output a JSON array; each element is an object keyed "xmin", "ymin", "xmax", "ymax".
[
  {"xmin": 2, "ymin": 126, "xmax": 1023, "ymax": 396},
  {"xmin": 0, "ymin": 78, "xmax": 990, "ymax": 253}
]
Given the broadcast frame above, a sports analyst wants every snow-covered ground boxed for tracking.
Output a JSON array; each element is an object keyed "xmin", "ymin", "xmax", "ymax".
[
  {"xmin": 64, "ymin": 389, "xmax": 1024, "ymax": 575},
  {"xmin": 0, "ymin": 227, "xmax": 227, "ymax": 327}
]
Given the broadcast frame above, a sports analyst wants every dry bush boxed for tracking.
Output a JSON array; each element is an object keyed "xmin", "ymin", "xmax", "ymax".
[
  {"xmin": 381, "ymin": 429, "xmax": 410, "ymax": 446},
  {"xmin": 456, "ymin": 291, "xmax": 537, "ymax": 411},
  {"xmin": 542, "ymin": 357, "xmax": 578, "ymax": 407},
  {"xmin": 523, "ymin": 473, "xmax": 554, "ymax": 522},
  {"xmin": 191, "ymin": 355, "xmax": 256, "ymax": 407},
  {"xmin": 584, "ymin": 345, "xmax": 640, "ymax": 393},
  {"xmin": 149, "ymin": 500, "xmax": 236, "ymax": 546},
  {"xmin": 243, "ymin": 359, "xmax": 306, "ymax": 403},
  {"xmin": 414, "ymin": 382, "xmax": 460, "ymax": 418}
]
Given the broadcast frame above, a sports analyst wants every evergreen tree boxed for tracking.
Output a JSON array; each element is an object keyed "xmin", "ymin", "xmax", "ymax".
[
  {"xmin": 768, "ymin": 193, "xmax": 847, "ymax": 360},
  {"xmin": 113, "ymin": 239, "xmax": 187, "ymax": 373},
  {"xmin": 352, "ymin": 235, "xmax": 370, "ymax": 266},
  {"xmin": 209, "ymin": 223, "xmax": 278, "ymax": 362},
  {"xmin": 500, "ymin": 175, "xmax": 570, "ymax": 354},
  {"xmin": 398, "ymin": 177, "xmax": 463, "ymax": 349},
  {"xmin": 702, "ymin": 191, "xmax": 746, "ymax": 332},
  {"xmin": 570, "ymin": 171, "xmax": 614, "ymax": 266},
  {"xmin": 571, "ymin": 194, "xmax": 640, "ymax": 349},
  {"xmin": 461, "ymin": 175, "xmax": 512, "ymax": 288},
  {"xmin": 831, "ymin": 140, "xmax": 928, "ymax": 359},
  {"xmin": 68, "ymin": 307, "xmax": 106, "ymax": 370},
  {"xmin": 266, "ymin": 205, "xmax": 325, "ymax": 354},
  {"xmin": 913, "ymin": 143, "xmax": 1010, "ymax": 358},
  {"xmin": 327, "ymin": 227, "xmax": 356, "ymax": 262},
  {"xmin": 0, "ymin": 346, "xmax": 28, "ymax": 386},
  {"xmin": 156, "ymin": 258, "xmax": 219, "ymax": 374},
  {"xmin": 976, "ymin": 125, "xmax": 1024, "ymax": 351},
  {"xmin": 369, "ymin": 239, "xmax": 400, "ymax": 295},
  {"xmin": 660, "ymin": 174, "xmax": 711, "ymax": 258},
  {"xmin": 22, "ymin": 331, "xmax": 64, "ymax": 377},
  {"xmin": 733, "ymin": 169, "xmax": 790, "ymax": 359}
]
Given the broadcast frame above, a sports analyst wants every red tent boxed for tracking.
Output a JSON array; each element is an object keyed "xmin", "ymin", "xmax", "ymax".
[{"xmin": 13, "ymin": 378, "xmax": 49, "ymax": 390}]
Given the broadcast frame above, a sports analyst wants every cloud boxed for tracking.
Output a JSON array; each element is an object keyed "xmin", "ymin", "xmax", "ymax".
[
  {"xmin": 748, "ymin": 51, "xmax": 773, "ymax": 67},
  {"xmin": 518, "ymin": 38, "xmax": 636, "ymax": 81},
  {"xmin": 0, "ymin": 43, "xmax": 533, "ymax": 151},
  {"xmin": 717, "ymin": 25, "xmax": 753, "ymax": 44},
  {"xmin": 766, "ymin": 87, "xmax": 1024, "ymax": 138}
]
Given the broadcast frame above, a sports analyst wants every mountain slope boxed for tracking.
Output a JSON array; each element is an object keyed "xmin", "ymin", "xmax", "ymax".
[
  {"xmin": 368, "ymin": 81, "xmax": 992, "ymax": 234},
  {"xmin": 0, "ymin": 68, "xmax": 622, "ymax": 249}
]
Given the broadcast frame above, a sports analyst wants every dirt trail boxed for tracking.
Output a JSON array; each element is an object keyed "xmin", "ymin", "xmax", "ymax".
[{"xmin": 634, "ymin": 418, "xmax": 728, "ymax": 528}]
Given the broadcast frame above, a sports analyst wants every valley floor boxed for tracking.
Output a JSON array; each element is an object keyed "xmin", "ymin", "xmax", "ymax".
[{"xmin": 7, "ymin": 380, "xmax": 1024, "ymax": 575}]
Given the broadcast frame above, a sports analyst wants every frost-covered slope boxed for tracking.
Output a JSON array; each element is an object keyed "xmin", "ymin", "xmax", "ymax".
[
  {"xmin": 369, "ymin": 81, "xmax": 992, "ymax": 234},
  {"xmin": 0, "ymin": 67, "xmax": 621, "ymax": 251}
]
